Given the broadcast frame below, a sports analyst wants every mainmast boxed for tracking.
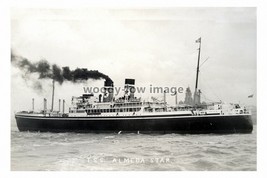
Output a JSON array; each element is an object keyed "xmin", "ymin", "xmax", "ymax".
[
  {"xmin": 194, "ymin": 37, "xmax": 201, "ymax": 105},
  {"xmin": 51, "ymin": 79, "xmax": 55, "ymax": 111}
]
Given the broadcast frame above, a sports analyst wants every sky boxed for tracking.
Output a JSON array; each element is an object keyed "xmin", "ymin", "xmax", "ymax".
[{"xmin": 11, "ymin": 7, "xmax": 256, "ymax": 112}]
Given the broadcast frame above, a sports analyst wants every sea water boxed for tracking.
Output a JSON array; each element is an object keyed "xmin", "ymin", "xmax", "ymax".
[{"xmin": 11, "ymin": 118, "xmax": 256, "ymax": 171}]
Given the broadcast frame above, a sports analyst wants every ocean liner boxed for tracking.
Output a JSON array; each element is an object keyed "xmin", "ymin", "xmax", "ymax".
[{"xmin": 14, "ymin": 38, "xmax": 253, "ymax": 134}]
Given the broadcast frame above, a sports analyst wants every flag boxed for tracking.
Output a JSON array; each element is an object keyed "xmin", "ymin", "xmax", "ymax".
[
  {"xmin": 248, "ymin": 94, "xmax": 253, "ymax": 98},
  {"xmin": 196, "ymin": 37, "xmax": 201, "ymax": 43}
]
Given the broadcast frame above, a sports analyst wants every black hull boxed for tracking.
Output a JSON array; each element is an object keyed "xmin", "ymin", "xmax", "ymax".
[{"xmin": 15, "ymin": 114, "xmax": 253, "ymax": 134}]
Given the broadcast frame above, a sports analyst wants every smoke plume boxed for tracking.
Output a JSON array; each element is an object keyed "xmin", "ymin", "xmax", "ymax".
[{"xmin": 11, "ymin": 51, "xmax": 113, "ymax": 87}]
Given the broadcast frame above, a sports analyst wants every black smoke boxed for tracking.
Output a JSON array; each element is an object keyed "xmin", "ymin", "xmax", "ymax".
[{"xmin": 11, "ymin": 51, "xmax": 113, "ymax": 86}]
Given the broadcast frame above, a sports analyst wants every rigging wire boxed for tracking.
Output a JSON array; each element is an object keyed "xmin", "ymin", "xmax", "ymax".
[
  {"xmin": 198, "ymin": 68, "xmax": 222, "ymax": 102},
  {"xmin": 200, "ymin": 57, "xmax": 210, "ymax": 68},
  {"xmin": 198, "ymin": 73, "xmax": 213, "ymax": 102},
  {"xmin": 200, "ymin": 91, "xmax": 217, "ymax": 103}
]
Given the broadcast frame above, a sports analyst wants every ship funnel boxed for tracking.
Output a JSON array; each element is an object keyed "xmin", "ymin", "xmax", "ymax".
[
  {"xmin": 103, "ymin": 80, "xmax": 114, "ymax": 102},
  {"xmin": 51, "ymin": 80, "xmax": 55, "ymax": 111},
  {"xmin": 124, "ymin": 79, "xmax": 135, "ymax": 100}
]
